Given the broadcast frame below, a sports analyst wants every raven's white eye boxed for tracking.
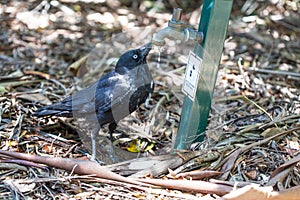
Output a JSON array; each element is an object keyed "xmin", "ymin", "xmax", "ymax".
[{"xmin": 132, "ymin": 54, "xmax": 138, "ymax": 60}]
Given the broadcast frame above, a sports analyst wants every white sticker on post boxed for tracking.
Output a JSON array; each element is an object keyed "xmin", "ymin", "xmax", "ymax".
[{"xmin": 182, "ymin": 51, "xmax": 202, "ymax": 101}]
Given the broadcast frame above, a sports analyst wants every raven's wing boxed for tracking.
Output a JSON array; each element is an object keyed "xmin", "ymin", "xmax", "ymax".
[
  {"xmin": 34, "ymin": 71, "xmax": 126, "ymax": 117},
  {"xmin": 67, "ymin": 71, "xmax": 132, "ymax": 115},
  {"xmin": 94, "ymin": 72, "xmax": 133, "ymax": 123}
]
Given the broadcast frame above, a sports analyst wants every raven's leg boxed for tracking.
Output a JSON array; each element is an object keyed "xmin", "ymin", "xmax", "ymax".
[
  {"xmin": 144, "ymin": 93, "xmax": 153, "ymax": 109},
  {"xmin": 108, "ymin": 122, "xmax": 117, "ymax": 143},
  {"xmin": 91, "ymin": 125, "xmax": 100, "ymax": 161},
  {"xmin": 108, "ymin": 122, "xmax": 118, "ymax": 162}
]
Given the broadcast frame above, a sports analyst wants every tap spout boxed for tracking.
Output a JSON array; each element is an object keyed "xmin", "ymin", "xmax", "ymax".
[
  {"xmin": 151, "ymin": 8, "xmax": 204, "ymax": 46},
  {"xmin": 152, "ymin": 26, "xmax": 188, "ymax": 46}
]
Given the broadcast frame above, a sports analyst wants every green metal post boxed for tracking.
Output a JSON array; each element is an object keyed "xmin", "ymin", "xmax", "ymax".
[{"xmin": 173, "ymin": 0, "xmax": 233, "ymax": 150}]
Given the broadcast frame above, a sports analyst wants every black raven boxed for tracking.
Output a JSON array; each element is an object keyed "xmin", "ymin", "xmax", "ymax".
[{"xmin": 34, "ymin": 43, "xmax": 154, "ymax": 161}]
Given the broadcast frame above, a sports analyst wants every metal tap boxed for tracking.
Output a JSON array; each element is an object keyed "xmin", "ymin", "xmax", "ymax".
[{"xmin": 152, "ymin": 8, "xmax": 204, "ymax": 46}]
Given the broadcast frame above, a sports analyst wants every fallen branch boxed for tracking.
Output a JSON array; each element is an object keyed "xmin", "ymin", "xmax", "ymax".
[
  {"xmin": 0, "ymin": 149, "xmax": 142, "ymax": 185},
  {"xmin": 136, "ymin": 178, "xmax": 233, "ymax": 196}
]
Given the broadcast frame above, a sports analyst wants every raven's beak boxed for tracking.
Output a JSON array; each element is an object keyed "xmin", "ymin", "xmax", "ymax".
[{"xmin": 140, "ymin": 42, "xmax": 152, "ymax": 58}]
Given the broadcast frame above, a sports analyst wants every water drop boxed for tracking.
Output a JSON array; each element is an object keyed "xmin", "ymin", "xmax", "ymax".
[{"xmin": 156, "ymin": 46, "xmax": 164, "ymax": 69}]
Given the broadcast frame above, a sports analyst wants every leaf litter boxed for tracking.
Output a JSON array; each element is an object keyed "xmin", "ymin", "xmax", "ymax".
[{"xmin": 0, "ymin": 0, "xmax": 299, "ymax": 199}]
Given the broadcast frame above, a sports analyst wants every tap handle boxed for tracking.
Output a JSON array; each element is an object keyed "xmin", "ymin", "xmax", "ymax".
[{"xmin": 171, "ymin": 8, "xmax": 182, "ymax": 22}]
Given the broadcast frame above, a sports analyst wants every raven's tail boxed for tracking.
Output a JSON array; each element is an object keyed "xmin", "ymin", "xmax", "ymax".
[{"xmin": 34, "ymin": 97, "xmax": 73, "ymax": 117}]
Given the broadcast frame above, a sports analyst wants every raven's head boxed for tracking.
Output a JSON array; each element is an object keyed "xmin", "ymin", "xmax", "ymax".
[{"xmin": 115, "ymin": 42, "xmax": 152, "ymax": 73}]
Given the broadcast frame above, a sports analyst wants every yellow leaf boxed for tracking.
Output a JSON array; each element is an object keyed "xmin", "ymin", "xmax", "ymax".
[
  {"xmin": 126, "ymin": 139, "xmax": 155, "ymax": 153},
  {"xmin": 126, "ymin": 139, "xmax": 140, "ymax": 153}
]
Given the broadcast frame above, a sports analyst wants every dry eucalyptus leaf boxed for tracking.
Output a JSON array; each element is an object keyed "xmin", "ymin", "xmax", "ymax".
[
  {"xmin": 18, "ymin": 93, "xmax": 52, "ymax": 105},
  {"xmin": 4, "ymin": 180, "xmax": 36, "ymax": 193}
]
